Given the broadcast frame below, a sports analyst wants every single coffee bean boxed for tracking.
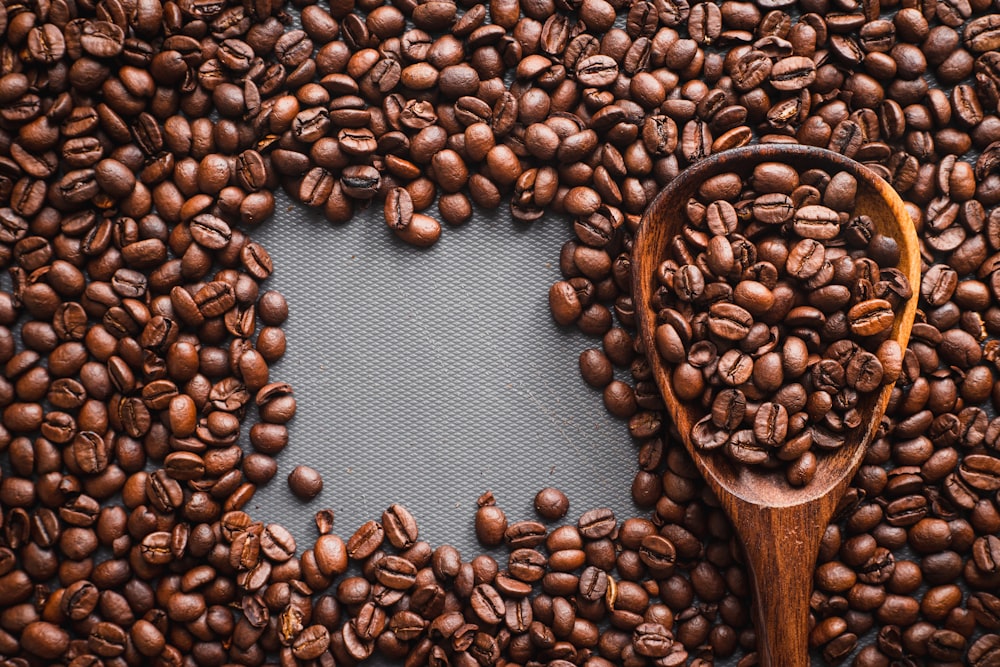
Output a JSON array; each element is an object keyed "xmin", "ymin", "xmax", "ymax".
[
  {"xmin": 288, "ymin": 465, "xmax": 323, "ymax": 500},
  {"xmin": 382, "ymin": 504, "xmax": 419, "ymax": 549},
  {"xmin": 470, "ymin": 583, "xmax": 506, "ymax": 624},
  {"xmin": 347, "ymin": 520, "xmax": 385, "ymax": 560},
  {"xmin": 475, "ymin": 493, "xmax": 508, "ymax": 546},
  {"xmin": 578, "ymin": 508, "xmax": 616, "ymax": 539},
  {"xmin": 534, "ymin": 487, "xmax": 569, "ymax": 520},
  {"xmin": 384, "ymin": 187, "xmax": 414, "ymax": 231}
]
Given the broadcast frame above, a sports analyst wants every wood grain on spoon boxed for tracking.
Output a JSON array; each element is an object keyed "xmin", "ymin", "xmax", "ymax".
[{"xmin": 633, "ymin": 144, "xmax": 921, "ymax": 667}]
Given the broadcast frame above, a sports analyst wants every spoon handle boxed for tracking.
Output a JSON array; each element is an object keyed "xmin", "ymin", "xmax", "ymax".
[{"xmin": 735, "ymin": 502, "xmax": 832, "ymax": 667}]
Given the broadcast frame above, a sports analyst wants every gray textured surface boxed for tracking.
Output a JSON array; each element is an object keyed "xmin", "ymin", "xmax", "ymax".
[{"xmin": 248, "ymin": 194, "xmax": 638, "ymax": 558}]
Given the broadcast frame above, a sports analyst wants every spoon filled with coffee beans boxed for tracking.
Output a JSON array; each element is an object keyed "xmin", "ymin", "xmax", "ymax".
[{"xmin": 633, "ymin": 143, "xmax": 921, "ymax": 666}]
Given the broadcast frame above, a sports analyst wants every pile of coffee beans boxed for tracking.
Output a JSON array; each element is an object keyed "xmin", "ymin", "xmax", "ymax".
[
  {"xmin": 0, "ymin": 0, "xmax": 998, "ymax": 655},
  {"xmin": 648, "ymin": 162, "xmax": 911, "ymax": 484},
  {"xmin": 553, "ymin": 0, "xmax": 1000, "ymax": 661},
  {"xmin": 303, "ymin": 498, "xmax": 701, "ymax": 667}
]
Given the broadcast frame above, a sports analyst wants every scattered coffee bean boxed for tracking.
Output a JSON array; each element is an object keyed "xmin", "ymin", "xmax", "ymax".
[
  {"xmin": 288, "ymin": 465, "xmax": 324, "ymax": 500},
  {"xmin": 475, "ymin": 491, "xmax": 508, "ymax": 547},
  {"xmin": 534, "ymin": 487, "xmax": 570, "ymax": 521}
]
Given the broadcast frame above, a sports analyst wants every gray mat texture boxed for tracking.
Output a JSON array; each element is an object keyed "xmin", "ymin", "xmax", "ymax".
[{"xmin": 250, "ymin": 193, "xmax": 639, "ymax": 562}]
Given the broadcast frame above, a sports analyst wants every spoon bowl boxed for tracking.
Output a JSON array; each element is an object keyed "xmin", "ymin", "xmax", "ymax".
[{"xmin": 633, "ymin": 144, "xmax": 921, "ymax": 666}]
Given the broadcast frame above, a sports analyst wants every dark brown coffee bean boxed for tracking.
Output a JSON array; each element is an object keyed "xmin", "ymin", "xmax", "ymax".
[
  {"xmin": 374, "ymin": 555, "xmax": 418, "ymax": 589},
  {"xmin": 501, "ymin": 522, "xmax": 544, "ymax": 551},
  {"xmin": 793, "ymin": 205, "xmax": 841, "ymax": 240},
  {"xmin": 786, "ymin": 239, "xmax": 826, "ymax": 279},
  {"xmin": 770, "ymin": 56, "xmax": 817, "ymax": 90},
  {"xmin": 384, "ymin": 187, "xmax": 413, "ymax": 231},
  {"xmin": 633, "ymin": 622, "xmax": 674, "ymax": 658},
  {"xmin": 378, "ymin": 504, "xmax": 417, "ymax": 550},
  {"xmin": 21, "ymin": 621, "xmax": 70, "ymax": 660},
  {"xmin": 534, "ymin": 487, "xmax": 569, "ymax": 520},
  {"xmin": 475, "ymin": 494, "xmax": 508, "ymax": 546},
  {"xmin": 314, "ymin": 534, "xmax": 348, "ymax": 577},
  {"xmin": 347, "ymin": 520, "xmax": 385, "ymax": 560},
  {"xmin": 394, "ymin": 213, "xmax": 441, "ymax": 248},
  {"xmin": 576, "ymin": 55, "xmax": 618, "ymax": 87},
  {"xmin": 549, "ymin": 280, "xmax": 583, "ymax": 326},
  {"xmin": 292, "ymin": 625, "xmax": 331, "ymax": 660},
  {"xmin": 470, "ymin": 583, "xmax": 505, "ymax": 624},
  {"xmin": 965, "ymin": 15, "xmax": 1000, "ymax": 53},
  {"xmin": 707, "ymin": 302, "xmax": 753, "ymax": 341},
  {"xmin": 848, "ymin": 299, "xmax": 895, "ymax": 337},
  {"xmin": 288, "ymin": 465, "xmax": 323, "ymax": 500},
  {"xmin": 578, "ymin": 508, "xmax": 616, "ymax": 539}
]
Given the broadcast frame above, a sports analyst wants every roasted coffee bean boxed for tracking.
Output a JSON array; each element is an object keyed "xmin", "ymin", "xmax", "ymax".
[
  {"xmin": 384, "ymin": 187, "xmax": 414, "ymax": 231},
  {"xmin": 534, "ymin": 487, "xmax": 570, "ymax": 520},
  {"xmin": 475, "ymin": 493, "xmax": 508, "ymax": 546},
  {"xmin": 314, "ymin": 534, "xmax": 349, "ymax": 577},
  {"xmin": 505, "ymin": 520, "xmax": 547, "ymax": 549},
  {"xmin": 848, "ymin": 299, "xmax": 895, "ymax": 337},
  {"xmin": 347, "ymin": 520, "xmax": 385, "ymax": 560},
  {"xmin": 383, "ymin": 504, "xmax": 419, "ymax": 549},
  {"xmin": 292, "ymin": 625, "xmax": 331, "ymax": 660},
  {"xmin": 374, "ymin": 555, "xmax": 418, "ymax": 589},
  {"xmin": 578, "ymin": 508, "xmax": 616, "ymax": 539},
  {"xmin": 707, "ymin": 302, "xmax": 753, "ymax": 341},
  {"xmin": 470, "ymin": 583, "xmax": 506, "ymax": 623},
  {"xmin": 288, "ymin": 465, "xmax": 323, "ymax": 500}
]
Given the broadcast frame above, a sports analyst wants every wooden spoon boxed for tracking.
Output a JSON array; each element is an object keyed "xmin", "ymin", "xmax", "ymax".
[{"xmin": 632, "ymin": 144, "xmax": 921, "ymax": 666}]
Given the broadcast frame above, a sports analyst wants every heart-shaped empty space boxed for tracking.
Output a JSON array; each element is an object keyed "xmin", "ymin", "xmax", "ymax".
[{"xmin": 246, "ymin": 194, "xmax": 637, "ymax": 553}]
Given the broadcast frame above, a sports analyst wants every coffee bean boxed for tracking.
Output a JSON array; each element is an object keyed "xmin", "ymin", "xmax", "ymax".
[
  {"xmin": 374, "ymin": 554, "xmax": 418, "ymax": 589},
  {"xmin": 314, "ymin": 534, "xmax": 349, "ymax": 577},
  {"xmin": 578, "ymin": 508, "xmax": 616, "ymax": 539},
  {"xmin": 964, "ymin": 15, "xmax": 1000, "ymax": 52},
  {"xmin": 579, "ymin": 348, "xmax": 613, "ymax": 387},
  {"xmin": 633, "ymin": 622, "xmax": 675, "ymax": 658},
  {"xmin": 470, "ymin": 583, "xmax": 506, "ymax": 624},
  {"xmin": 21, "ymin": 622, "xmax": 70, "ymax": 660},
  {"xmin": 475, "ymin": 493, "xmax": 508, "ymax": 546},
  {"xmin": 374, "ymin": 505, "xmax": 417, "ymax": 551},
  {"xmin": 770, "ymin": 56, "xmax": 817, "ymax": 91},
  {"xmin": 793, "ymin": 205, "xmax": 841, "ymax": 240},
  {"xmin": 288, "ymin": 465, "xmax": 323, "ymax": 500},
  {"xmin": 347, "ymin": 520, "xmax": 385, "ymax": 560},
  {"xmin": 786, "ymin": 238, "xmax": 827, "ymax": 279},
  {"xmin": 534, "ymin": 487, "xmax": 569, "ymax": 520},
  {"xmin": 394, "ymin": 212, "xmax": 442, "ymax": 248},
  {"xmin": 707, "ymin": 302, "xmax": 753, "ymax": 341},
  {"xmin": 848, "ymin": 299, "xmax": 896, "ymax": 336},
  {"xmin": 549, "ymin": 281, "xmax": 583, "ymax": 326},
  {"xmin": 384, "ymin": 187, "xmax": 414, "ymax": 231},
  {"xmin": 576, "ymin": 55, "xmax": 618, "ymax": 87},
  {"xmin": 292, "ymin": 625, "xmax": 331, "ymax": 660}
]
